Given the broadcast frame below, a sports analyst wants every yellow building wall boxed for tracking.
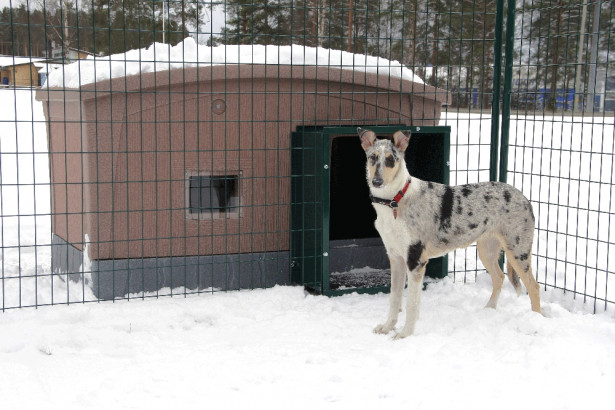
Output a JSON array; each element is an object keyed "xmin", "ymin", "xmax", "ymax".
[{"xmin": 11, "ymin": 63, "xmax": 39, "ymax": 87}]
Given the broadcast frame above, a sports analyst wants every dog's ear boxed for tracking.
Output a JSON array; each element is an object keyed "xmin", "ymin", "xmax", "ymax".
[
  {"xmin": 392, "ymin": 130, "xmax": 411, "ymax": 152},
  {"xmin": 358, "ymin": 128, "xmax": 377, "ymax": 151}
]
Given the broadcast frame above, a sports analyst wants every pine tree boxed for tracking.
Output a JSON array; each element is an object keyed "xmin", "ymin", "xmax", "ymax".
[
  {"xmin": 92, "ymin": 0, "xmax": 199, "ymax": 55},
  {"xmin": 519, "ymin": 0, "xmax": 586, "ymax": 111},
  {"xmin": 217, "ymin": 0, "xmax": 292, "ymax": 45}
]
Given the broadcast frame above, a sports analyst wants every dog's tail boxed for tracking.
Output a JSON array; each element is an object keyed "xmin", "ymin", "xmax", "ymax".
[{"xmin": 506, "ymin": 260, "xmax": 523, "ymax": 296}]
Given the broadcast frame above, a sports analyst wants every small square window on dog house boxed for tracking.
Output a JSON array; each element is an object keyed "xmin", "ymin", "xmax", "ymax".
[
  {"xmin": 186, "ymin": 172, "xmax": 241, "ymax": 219},
  {"xmin": 36, "ymin": 39, "xmax": 449, "ymax": 300}
]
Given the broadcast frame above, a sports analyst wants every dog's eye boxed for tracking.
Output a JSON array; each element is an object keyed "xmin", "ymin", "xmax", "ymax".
[
  {"xmin": 385, "ymin": 155, "xmax": 396, "ymax": 168},
  {"xmin": 369, "ymin": 154, "xmax": 378, "ymax": 164}
]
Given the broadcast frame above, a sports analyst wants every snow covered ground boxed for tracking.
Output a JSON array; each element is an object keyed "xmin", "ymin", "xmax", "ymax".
[
  {"xmin": 1, "ymin": 281, "xmax": 614, "ymax": 409},
  {"xmin": 1, "ymin": 76, "xmax": 615, "ymax": 408}
]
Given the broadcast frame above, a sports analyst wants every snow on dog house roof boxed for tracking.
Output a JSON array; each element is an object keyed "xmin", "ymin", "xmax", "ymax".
[
  {"xmin": 36, "ymin": 38, "xmax": 449, "ymax": 297},
  {"xmin": 41, "ymin": 37, "xmax": 448, "ymax": 114},
  {"xmin": 45, "ymin": 37, "xmax": 427, "ymax": 88}
]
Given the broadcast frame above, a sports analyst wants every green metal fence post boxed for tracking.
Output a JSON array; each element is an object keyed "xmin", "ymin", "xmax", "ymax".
[
  {"xmin": 499, "ymin": 0, "xmax": 517, "ymax": 184},
  {"xmin": 489, "ymin": 0, "xmax": 505, "ymax": 182}
]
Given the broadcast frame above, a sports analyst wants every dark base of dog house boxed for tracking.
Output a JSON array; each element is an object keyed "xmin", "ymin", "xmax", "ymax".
[
  {"xmin": 52, "ymin": 234, "xmax": 87, "ymax": 282},
  {"xmin": 51, "ymin": 235, "xmax": 394, "ymax": 298},
  {"xmin": 51, "ymin": 234, "xmax": 291, "ymax": 300},
  {"xmin": 52, "ymin": 234, "xmax": 444, "ymax": 299}
]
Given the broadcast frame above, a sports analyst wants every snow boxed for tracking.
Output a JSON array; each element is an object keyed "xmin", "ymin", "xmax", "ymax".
[
  {"xmin": 0, "ymin": 282, "xmax": 614, "ymax": 409},
  {"xmin": 1, "ymin": 82, "xmax": 615, "ymax": 407},
  {"xmin": 0, "ymin": 55, "xmax": 46, "ymax": 68},
  {"xmin": 45, "ymin": 37, "xmax": 425, "ymax": 88}
]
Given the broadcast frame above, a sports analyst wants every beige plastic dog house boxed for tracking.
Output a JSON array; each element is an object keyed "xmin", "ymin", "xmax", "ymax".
[{"xmin": 37, "ymin": 63, "xmax": 448, "ymax": 298}]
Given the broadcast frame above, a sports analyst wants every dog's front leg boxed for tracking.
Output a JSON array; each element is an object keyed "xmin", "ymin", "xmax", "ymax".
[
  {"xmin": 394, "ymin": 270, "xmax": 425, "ymax": 339},
  {"xmin": 374, "ymin": 255, "xmax": 406, "ymax": 335}
]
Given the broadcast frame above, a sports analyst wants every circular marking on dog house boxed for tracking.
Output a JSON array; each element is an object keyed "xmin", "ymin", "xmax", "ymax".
[{"xmin": 212, "ymin": 99, "xmax": 226, "ymax": 115}]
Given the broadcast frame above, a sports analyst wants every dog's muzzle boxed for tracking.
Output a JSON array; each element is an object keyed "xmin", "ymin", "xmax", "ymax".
[{"xmin": 371, "ymin": 177, "xmax": 384, "ymax": 187}]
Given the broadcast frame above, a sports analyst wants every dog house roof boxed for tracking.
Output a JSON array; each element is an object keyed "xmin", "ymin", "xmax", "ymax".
[
  {"xmin": 39, "ymin": 64, "xmax": 447, "ymax": 106},
  {"xmin": 41, "ymin": 38, "xmax": 448, "ymax": 105}
]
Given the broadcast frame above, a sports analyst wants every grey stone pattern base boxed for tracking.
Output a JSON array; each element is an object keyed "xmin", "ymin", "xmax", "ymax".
[
  {"xmin": 51, "ymin": 235, "xmax": 290, "ymax": 300},
  {"xmin": 51, "ymin": 234, "xmax": 85, "ymax": 282},
  {"xmin": 51, "ymin": 235, "xmax": 398, "ymax": 299},
  {"xmin": 91, "ymin": 253, "xmax": 291, "ymax": 300}
]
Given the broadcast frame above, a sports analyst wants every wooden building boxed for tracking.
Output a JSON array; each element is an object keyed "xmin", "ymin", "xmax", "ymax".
[{"xmin": 0, "ymin": 56, "xmax": 45, "ymax": 86}]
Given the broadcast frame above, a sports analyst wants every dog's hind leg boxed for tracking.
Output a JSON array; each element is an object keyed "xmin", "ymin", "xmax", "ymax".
[
  {"xmin": 477, "ymin": 236, "xmax": 505, "ymax": 309},
  {"xmin": 500, "ymin": 212, "xmax": 541, "ymax": 313},
  {"xmin": 506, "ymin": 260, "xmax": 523, "ymax": 296},
  {"xmin": 374, "ymin": 255, "xmax": 406, "ymax": 335},
  {"xmin": 505, "ymin": 249, "xmax": 541, "ymax": 314}
]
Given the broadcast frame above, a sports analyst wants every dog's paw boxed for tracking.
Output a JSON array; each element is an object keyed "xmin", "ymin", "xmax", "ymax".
[
  {"xmin": 484, "ymin": 300, "xmax": 498, "ymax": 309},
  {"xmin": 373, "ymin": 323, "xmax": 395, "ymax": 335},
  {"xmin": 393, "ymin": 327, "xmax": 414, "ymax": 340}
]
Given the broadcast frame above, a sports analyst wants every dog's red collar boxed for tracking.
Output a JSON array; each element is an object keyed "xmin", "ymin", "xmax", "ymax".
[{"xmin": 370, "ymin": 179, "xmax": 411, "ymax": 219}]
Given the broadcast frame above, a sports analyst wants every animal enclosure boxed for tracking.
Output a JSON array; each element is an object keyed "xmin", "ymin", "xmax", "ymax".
[{"xmin": 0, "ymin": 0, "xmax": 613, "ymax": 310}]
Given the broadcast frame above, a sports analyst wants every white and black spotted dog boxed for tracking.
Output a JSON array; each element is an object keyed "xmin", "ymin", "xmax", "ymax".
[{"xmin": 358, "ymin": 128, "xmax": 541, "ymax": 339}]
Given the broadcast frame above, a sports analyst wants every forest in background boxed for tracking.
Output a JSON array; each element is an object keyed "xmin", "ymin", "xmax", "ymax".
[{"xmin": 1, "ymin": 0, "xmax": 613, "ymax": 109}]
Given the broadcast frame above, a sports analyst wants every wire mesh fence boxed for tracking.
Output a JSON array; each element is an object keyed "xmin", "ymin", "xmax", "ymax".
[
  {"xmin": 0, "ymin": 0, "xmax": 613, "ymax": 310},
  {"xmin": 508, "ymin": 0, "xmax": 614, "ymax": 311}
]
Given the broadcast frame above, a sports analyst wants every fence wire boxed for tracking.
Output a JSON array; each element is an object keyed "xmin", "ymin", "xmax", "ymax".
[
  {"xmin": 0, "ymin": 0, "xmax": 613, "ymax": 311},
  {"xmin": 508, "ymin": 0, "xmax": 614, "ymax": 311}
]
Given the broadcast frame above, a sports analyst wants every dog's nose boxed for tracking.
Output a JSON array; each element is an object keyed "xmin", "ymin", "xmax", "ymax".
[{"xmin": 372, "ymin": 177, "xmax": 384, "ymax": 187}]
